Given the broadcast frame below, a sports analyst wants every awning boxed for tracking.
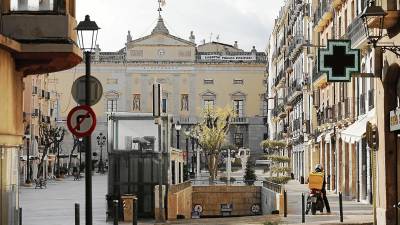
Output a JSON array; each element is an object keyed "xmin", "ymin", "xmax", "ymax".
[
  {"xmin": 316, "ymin": 133, "xmax": 324, "ymax": 142},
  {"xmin": 341, "ymin": 109, "xmax": 376, "ymax": 143},
  {"xmin": 325, "ymin": 130, "xmax": 334, "ymax": 143}
]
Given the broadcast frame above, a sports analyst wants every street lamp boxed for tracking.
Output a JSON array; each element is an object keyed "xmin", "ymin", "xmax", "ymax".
[
  {"xmin": 75, "ymin": 15, "xmax": 100, "ymax": 225},
  {"xmin": 175, "ymin": 121, "xmax": 181, "ymax": 149},
  {"xmin": 96, "ymin": 133, "xmax": 106, "ymax": 174},
  {"xmin": 24, "ymin": 134, "xmax": 31, "ymax": 184},
  {"xmin": 56, "ymin": 133, "xmax": 62, "ymax": 178},
  {"xmin": 361, "ymin": 1, "xmax": 400, "ymax": 57},
  {"xmin": 184, "ymin": 129, "xmax": 190, "ymax": 179}
]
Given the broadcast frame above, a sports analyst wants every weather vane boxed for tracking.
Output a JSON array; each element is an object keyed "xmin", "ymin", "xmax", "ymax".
[{"xmin": 158, "ymin": 0, "xmax": 166, "ymax": 16}]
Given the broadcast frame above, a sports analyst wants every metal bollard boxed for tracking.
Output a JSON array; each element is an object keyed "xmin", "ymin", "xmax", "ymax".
[
  {"xmin": 301, "ymin": 193, "xmax": 305, "ymax": 223},
  {"xmin": 75, "ymin": 203, "xmax": 80, "ymax": 225},
  {"xmin": 339, "ymin": 192, "xmax": 343, "ymax": 222},
  {"xmin": 113, "ymin": 200, "xmax": 119, "ymax": 225},
  {"xmin": 19, "ymin": 207, "xmax": 22, "ymax": 225},
  {"xmin": 284, "ymin": 190, "xmax": 287, "ymax": 217},
  {"xmin": 132, "ymin": 197, "xmax": 138, "ymax": 225}
]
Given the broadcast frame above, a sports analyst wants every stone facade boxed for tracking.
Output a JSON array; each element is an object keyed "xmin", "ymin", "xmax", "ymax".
[{"xmin": 51, "ymin": 15, "xmax": 268, "ymax": 160}]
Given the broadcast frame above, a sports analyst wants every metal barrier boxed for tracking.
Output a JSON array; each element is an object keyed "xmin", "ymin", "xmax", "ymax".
[{"xmin": 263, "ymin": 180, "xmax": 282, "ymax": 193}]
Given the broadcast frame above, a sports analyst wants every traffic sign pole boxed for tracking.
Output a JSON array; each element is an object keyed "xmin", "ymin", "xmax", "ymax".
[{"xmin": 85, "ymin": 50, "xmax": 93, "ymax": 225}]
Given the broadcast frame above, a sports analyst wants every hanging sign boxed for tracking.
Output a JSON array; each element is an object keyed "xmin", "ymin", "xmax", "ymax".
[{"xmin": 319, "ymin": 40, "xmax": 360, "ymax": 82}]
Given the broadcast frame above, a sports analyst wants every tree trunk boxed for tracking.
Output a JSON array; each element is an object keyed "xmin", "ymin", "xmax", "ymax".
[{"xmin": 207, "ymin": 153, "xmax": 218, "ymax": 184}]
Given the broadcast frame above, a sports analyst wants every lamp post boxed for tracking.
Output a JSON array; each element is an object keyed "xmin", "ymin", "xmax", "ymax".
[
  {"xmin": 56, "ymin": 133, "xmax": 62, "ymax": 178},
  {"xmin": 184, "ymin": 129, "xmax": 190, "ymax": 179},
  {"xmin": 75, "ymin": 15, "xmax": 100, "ymax": 225},
  {"xmin": 361, "ymin": 0, "xmax": 400, "ymax": 56},
  {"xmin": 175, "ymin": 122, "xmax": 181, "ymax": 149},
  {"xmin": 96, "ymin": 133, "xmax": 106, "ymax": 174},
  {"xmin": 191, "ymin": 137, "xmax": 195, "ymax": 174},
  {"xmin": 24, "ymin": 134, "xmax": 31, "ymax": 184}
]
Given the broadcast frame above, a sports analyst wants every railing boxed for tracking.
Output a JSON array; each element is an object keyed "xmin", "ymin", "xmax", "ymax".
[
  {"xmin": 263, "ymin": 180, "xmax": 282, "ymax": 193},
  {"xmin": 336, "ymin": 102, "xmax": 343, "ymax": 121},
  {"xmin": 313, "ymin": 0, "xmax": 332, "ymax": 26},
  {"xmin": 368, "ymin": 89, "xmax": 375, "ymax": 110},
  {"xmin": 231, "ymin": 117, "xmax": 249, "ymax": 124},
  {"xmin": 360, "ymin": 93, "xmax": 366, "ymax": 115},
  {"xmin": 292, "ymin": 119, "xmax": 301, "ymax": 132},
  {"xmin": 312, "ymin": 62, "xmax": 323, "ymax": 83},
  {"xmin": 274, "ymin": 69, "xmax": 285, "ymax": 87},
  {"xmin": 346, "ymin": 17, "xmax": 367, "ymax": 48}
]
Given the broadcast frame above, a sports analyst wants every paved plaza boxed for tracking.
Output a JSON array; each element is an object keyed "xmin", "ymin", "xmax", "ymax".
[{"xmin": 20, "ymin": 175, "xmax": 373, "ymax": 225}]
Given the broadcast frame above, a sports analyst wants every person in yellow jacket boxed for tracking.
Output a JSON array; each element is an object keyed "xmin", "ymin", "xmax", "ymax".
[{"xmin": 313, "ymin": 164, "xmax": 331, "ymax": 213}]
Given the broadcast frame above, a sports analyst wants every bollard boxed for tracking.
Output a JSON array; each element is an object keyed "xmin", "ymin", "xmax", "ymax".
[
  {"xmin": 19, "ymin": 207, "xmax": 22, "ymax": 225},
  {"xmin": 301, "ymin": 193, "xmax": 305, "ymax": 223},
  {"xmin": 75, "ymin": 203, "xmax": 80, "ymax": 225},
  {"xmin": 113, "ymin": 200, "xmax": 119, "ymax": 225},
  {"xmin": 132, "ymin": 197, "xmax": 138, "ymax": 225},
  {"xmin": 339, "ymin": 192, "xmax": 343, "ymax": 222},
  {"xmin": 284, "ymin": 190, "xmax": 287, "ymax": 217}
]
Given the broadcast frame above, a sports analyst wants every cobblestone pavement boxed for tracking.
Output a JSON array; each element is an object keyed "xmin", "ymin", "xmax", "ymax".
[{"xmin": 280, "ymin": 180, "xmax": 373, "ymax": 225}]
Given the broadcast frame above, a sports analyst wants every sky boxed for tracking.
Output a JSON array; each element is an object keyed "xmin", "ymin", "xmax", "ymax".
[{"xmin": 76, "ymin": 0, "xmax": 285, "ymax": 52}]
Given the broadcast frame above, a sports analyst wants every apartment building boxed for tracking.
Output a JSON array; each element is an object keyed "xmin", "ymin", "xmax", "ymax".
[
  {"xmin": 311, "ymin": 0, "xmax": 376, "ymax": 204},
  {"xmin": 21, "ymin": 74, "xmax": 60, "ymax": 184},
  {"xmin": 267, "ymin": 0, "xmax": 312, "ymax": 180}
]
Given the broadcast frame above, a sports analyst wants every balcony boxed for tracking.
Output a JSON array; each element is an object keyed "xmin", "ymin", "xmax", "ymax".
[
  {"xmin": 287, "ymin": 81, "xmax": 303, "ymax": 104},
  {"xmin": 313, "ymin": 0, "xmax": 333, "ymax": 32},
  {"xmin": 292, "ymin": 118, "xmax": 301, "ymax": 133},
  {"xmin": 368, "ymin": 89, "xmax": 375, "ymax": 110},
  {"xmin": 312, "ymin": 62, "xmax": 326, "ymax": 87},
  {"xmin": 317, "ymin": 106, "xmax": 334, "ymax": 126},
  {"xmin": 272, "ymin": 103, "xmax": 286, "ymax": 119},
  {"xmin": 273, "ymin": 69, "xmax": 285, "ymax": 88},
  {"xmin": 231, "ymin": 117, "xmax": 249, "ymax": 124},
  {"xmin": 347, "ymin": 17, "xmax": 368, "ymax": 48},
  {"xmin": 0, "ymin": 0, "xmax": 82, "ymax": 75}
]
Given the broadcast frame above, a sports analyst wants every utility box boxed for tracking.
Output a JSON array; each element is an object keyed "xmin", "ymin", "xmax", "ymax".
[{"xmin": 121, "ymin": 194, "xmax": 137, "ymax": 222}]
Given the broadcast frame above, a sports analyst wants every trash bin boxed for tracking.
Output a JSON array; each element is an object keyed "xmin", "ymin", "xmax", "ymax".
[{"xmin": 121, "ymin": 194, "xmax": 137, "ymax": 222}]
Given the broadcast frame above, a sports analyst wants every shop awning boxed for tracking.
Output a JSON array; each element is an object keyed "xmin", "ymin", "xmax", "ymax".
[
  {"xmin": 341, "ymin": 109, "xmax": 376, "ymax": 143},
  {"xmin": 325, "ymin": 130, "xmax": 334, "ymax": 143}
]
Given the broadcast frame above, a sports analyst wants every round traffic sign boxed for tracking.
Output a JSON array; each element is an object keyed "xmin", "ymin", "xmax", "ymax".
[
  {"xmin": 193, "ymin": 204, "xmax": 203, "ymax": 213},
  {"xmin": 71, "ymin": 75, "xmax": 103, "ymax": 106},
  {"xmin": 67, "ymin": 105, "xmax": 97, "ymax": 138},
  {"xmin": 251, "ymin": 204, "xmax": 261, "ymax": 214}
]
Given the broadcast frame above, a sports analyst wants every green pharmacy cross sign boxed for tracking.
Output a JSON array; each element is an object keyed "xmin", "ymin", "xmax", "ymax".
[{"xmin": 319, "ymin": 40, "xmax": 360, "ymax": 82}]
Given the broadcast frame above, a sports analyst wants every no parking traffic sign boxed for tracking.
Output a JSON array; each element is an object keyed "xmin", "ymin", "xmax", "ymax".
[{"xmin": 67, "ymin": 105, "xmax": 97, "ymax": 138}]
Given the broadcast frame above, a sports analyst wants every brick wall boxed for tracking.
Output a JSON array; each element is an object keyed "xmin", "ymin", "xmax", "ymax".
[{"xmin": 192, "ymin": 186, "xmax": 261, "ymax": 217}]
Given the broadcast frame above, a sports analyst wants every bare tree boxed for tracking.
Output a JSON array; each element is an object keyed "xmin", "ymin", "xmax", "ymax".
[
  {"xmin": 67, "ymin": 136, "xmax": 80, "ymax": 175},
  {"xmin": 37, "ymin": 124, "xmax": 65, "ymax": 179}
]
